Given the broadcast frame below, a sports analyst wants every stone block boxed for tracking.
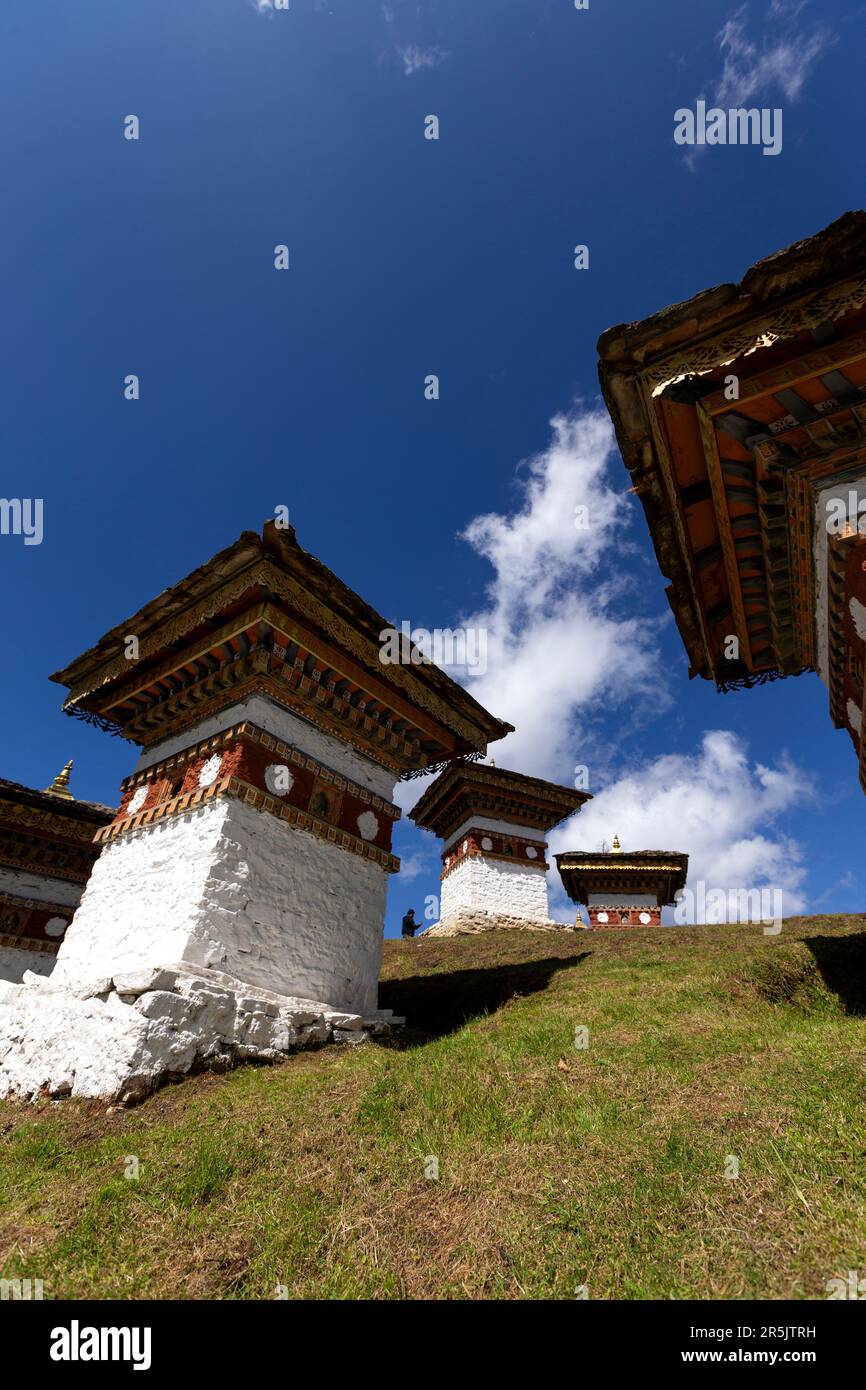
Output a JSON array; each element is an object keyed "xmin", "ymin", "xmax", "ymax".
[
  {"xmin": 113, "ymin": 967, "xmax": 181, "ymax": 997},
  {"xmin": 134, "ymin": 990, "xmax": 192, "ymax": 1026}
]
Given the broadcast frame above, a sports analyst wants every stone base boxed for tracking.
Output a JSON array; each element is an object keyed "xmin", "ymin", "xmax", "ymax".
[
  {"xmin": 422, "ymin": 910, "xmax": 581, "ymax": 939},
  {"xmin": 0, "ymin": 964, "xmax": 402, "ymax": 1105}
]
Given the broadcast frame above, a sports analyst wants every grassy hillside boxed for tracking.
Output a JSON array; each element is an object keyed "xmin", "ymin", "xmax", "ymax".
[{"xmin": 2, "ymin": 916, "xmax": 866, "ymax": 1300}]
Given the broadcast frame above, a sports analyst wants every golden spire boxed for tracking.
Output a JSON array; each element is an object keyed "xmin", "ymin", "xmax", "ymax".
[
  {"xmin": 45, "ymin": 760, "xmax": 74, "ymax": 800},
  {"xmin": 489, "ymin": 757, "xmax": 495, "ymax": 767},
  {"xmin": 612, "ymin": 833, "xmax": 621, "ymax": 852}
]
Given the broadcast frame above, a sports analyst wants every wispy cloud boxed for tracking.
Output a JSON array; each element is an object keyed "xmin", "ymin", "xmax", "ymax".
[
  {"xmin": 396, "ymin": 44, "xmax": 448, "ymax": 77},
  {"xmin": 810, "ymin": 870, "xmax": 856, "ymax": 908},
  {"xmin": 380, "ymin": 1, "xmax": 449, "ymax": 76},
  {"xmin": 394, "ymin": 849, "xmax": 434, "ymax": 883},
  {"xmin": 713, "ymin": 2, "xmax": 832, "ymax": 107}
]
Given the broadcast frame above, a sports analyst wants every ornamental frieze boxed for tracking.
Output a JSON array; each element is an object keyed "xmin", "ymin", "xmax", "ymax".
[
  {"xmin": 0, "ymin": 800, "xmax": 101, "ymax": 844},
  {"xmin": 102, "ymin": 723, "xmax": 400, "ymax": 869}
]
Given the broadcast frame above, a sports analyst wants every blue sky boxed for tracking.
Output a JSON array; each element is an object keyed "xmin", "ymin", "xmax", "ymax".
[{"xmin": 1, "ymin": 0, "xmax": 864, "ymax": 933}]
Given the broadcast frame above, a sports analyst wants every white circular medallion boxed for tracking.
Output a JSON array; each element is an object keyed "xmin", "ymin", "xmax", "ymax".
[
  {"xmin": 525, "ymin": 846, "xmax": 538, "ymax": 860},
  {"xmin": 481, "ymin": 836, "xmax": 493, "ymax": 851},
  {"xmin": 126, "ymin": 785, "xmax": 148, "ymax": 816},
  {"xmin": 597, "ymin": 911, "xmax": 609, "ymax": 924},
  {"xmin": 265, "ymin": 763, "xmax": 294, "ymax": 796},
  {"xmin": 198, "ymin": 753, "xmax": 223, "ymax": 788},
  {"xmin": 639, "ymin": 912, "xmax": 651, "ymax": 925},
  {"xmin": 44, "ymin": 917, "xmax": 68, "ymax": 938},
  {"xmin": 357, "ymin": 810, "xmax": 379, "ymax": 842}
]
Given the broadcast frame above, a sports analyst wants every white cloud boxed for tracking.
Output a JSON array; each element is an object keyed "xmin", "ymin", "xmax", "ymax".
[
  {"xmin": 456, "ymin": 407, "xmax": 663, "ymax": 782},
  {"xmin": 394, "ymin": 405, "xmax": 660, "ymax": 815},
  {"xmin": 393, "ymin": 848, "xmax": 434, "ymax": 882},
  {"xmin": 547, "ymin": 730, "xmax": 809, "ymax": 921},
  {"xmin": 396, "ymin": 44, "xmax": 448, "ymax": 76}
]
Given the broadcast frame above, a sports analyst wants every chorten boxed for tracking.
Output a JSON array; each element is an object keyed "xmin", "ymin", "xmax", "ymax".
[
  {"xmin": 0, "ymin": 522, "xmax": 511, "ymax": 1100},
  {"xmin": 556, "ymin": 837, "xmax": 689, "ymax": 929},
  {"xmin": 0, "ymin": 763, "xmax": 113, "ymax": 983},
  {"xmin": 410, "ymin": 762, "xmax": 590, "ymax": 933}
]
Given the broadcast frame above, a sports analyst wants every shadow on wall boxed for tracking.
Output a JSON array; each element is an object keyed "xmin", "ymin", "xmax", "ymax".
[
  {"xmin": 378, "ymin": 952, "xmax": 591, "ymax": 1042},
  {"xmin": 805, "ymin": 932, "xmax": 866, "ymax": 1016}
]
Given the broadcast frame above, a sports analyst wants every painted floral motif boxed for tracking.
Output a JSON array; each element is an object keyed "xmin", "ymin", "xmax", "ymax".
[
  {"xmin": 357, "ymin": 810, "xmax": 379, "ymax": 842},
  {"xmin": 198, "ymin": 753, "xmax": 223, "ymax": 788}
]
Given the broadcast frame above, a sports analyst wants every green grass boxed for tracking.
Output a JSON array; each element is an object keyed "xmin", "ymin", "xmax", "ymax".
[{"xmin": 2, "ymin": 915, "xmax": 866, "ymax": 1299}]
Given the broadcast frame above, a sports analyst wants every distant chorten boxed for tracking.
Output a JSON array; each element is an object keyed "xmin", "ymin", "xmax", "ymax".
[{"xmin": 556, "ymin": 837, "xmax": 688, "ymax": 929}]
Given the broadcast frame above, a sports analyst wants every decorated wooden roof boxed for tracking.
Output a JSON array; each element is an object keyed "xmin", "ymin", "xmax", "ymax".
[
  {"xmin": 597, "ymin": 211, "xmax": 866, "ymax": 692},
  {"xmin": 49, "ymin": 522, "xmax": 513, "ymax": 777},
  {"xmin": 0, "ymin": 777, "xmax": 114, "ymax": 826},
  {"xmin": 409, "ymin": 761, "xmax": 591, "ymax": 840},
  {"xmin": 0, "ymin": 775, "xmax": 114, "ymax": 884},
  {"xmin": 556, "ymin": 848, "xmax": 689, "ymax": 907}
]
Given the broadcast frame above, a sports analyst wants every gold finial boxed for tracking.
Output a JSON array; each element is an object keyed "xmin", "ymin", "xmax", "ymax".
[
  {"xmin": 489, "ymin": 757, "xmax": 495, "ymax": 767},
  {"xmin": 45, "ymin": 760, "xmax": 74, "ymax": 800},
  {"xmin": 612, "ymin": 833, "xmax": 621, "ymax": 852}
]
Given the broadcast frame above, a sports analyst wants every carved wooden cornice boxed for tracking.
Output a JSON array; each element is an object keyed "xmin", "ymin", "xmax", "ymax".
[
  {"xmin": 0, "ymin": 800, "xmax": 100, "ymax": 844},
  {"xmin": 55, "ymin": 538, "xmax": 511, "ymax": 754}
]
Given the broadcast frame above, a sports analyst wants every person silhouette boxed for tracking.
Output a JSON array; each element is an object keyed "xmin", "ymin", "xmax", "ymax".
[{"xmin": 401, "ymin": 908, "xmax": 418, "ymax": 940}]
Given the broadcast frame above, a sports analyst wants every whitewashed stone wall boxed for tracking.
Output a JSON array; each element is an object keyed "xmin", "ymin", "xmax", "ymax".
[
  {"xmin": 440, "ymin": 855, "xmax": 550, "ymax": 923},
  {"xmin": 53, "ymin": 801, "xmax": 233, "ymax": 991},
  {"xmin": 55, "ymin": 797, "xmax": 386, "ymax": 1014}
]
